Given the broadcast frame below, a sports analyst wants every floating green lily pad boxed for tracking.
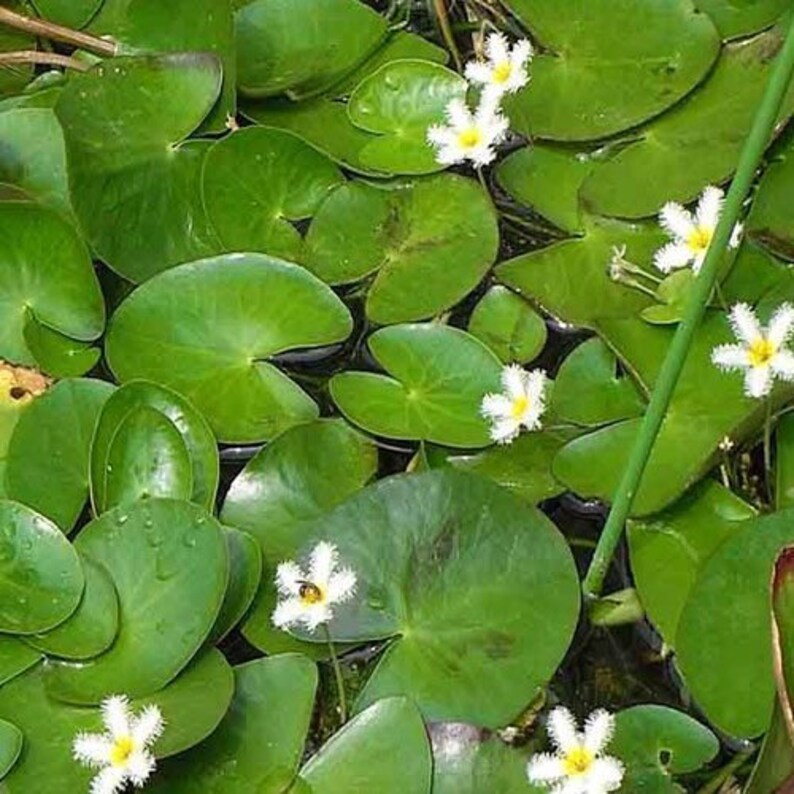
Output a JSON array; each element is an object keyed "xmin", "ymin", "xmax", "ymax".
[
  {"xmin": 579, "ymin": 27, "xmax": 794, "ymax": 218},
  {"xmin": 202, "ymin": 126, "xmax": 343, "ymax": 261},
  {"xmin": 0, "ymin": 202, "xmax": 104, "ymax": 366},
  {"xmin": 220, "ymin": 419, "xmax": 377, "ymax": 656},
  {"xmin": 23, "ymin": 314, "xmax": 100, "ymax": 379},
  {"xmin": 694, "ymin": 0, "xmax": 790, "ymax": 39},
  {"xmin": 235, "ymin": 0, "xmax": 387, "ymax": 98},
  {"xmin": 0, "ymin": 501, "xmax": 84, "ymax": 635},
  {"xmin": 0, "ymin": 719, "xmax": 22, "ymax": 781},
  {"xmin": 5, "ymin": 378, "xmax": 114, "ymax": 532},
  {"xmin": 105, "ymin": 254, "xmax": 353, "ymax": 443},
  {"xmin": 503, "ymin": 0, "xmax": 720, "ymax": 141},
  {"xmin": 44, "ymin": 499, "xmax": 228, "ymax": 704},
  {"xmin": 55, "ymin": 54, "xmax": 224, "ymax": 282},
  {"xmin": 0, "ymin": 637, "xmax": 40, "ymax": 687},
  {"xmin": 32, "ymin": 0, "xmax": 103, "ymax": 28},
  {"xmin": 330, "ymin": 324, "xmax": 503, "ymax": 448},
  {"xmin": 304, "ymin": 175, "xmax": 498, "ymax": 324}
]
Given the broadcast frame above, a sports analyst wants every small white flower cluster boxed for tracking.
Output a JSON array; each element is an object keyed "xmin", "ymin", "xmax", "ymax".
[
  {"xmin": 428, "ymin": 33, "xmax": 532, "ymax": 168},
  {"xmin": 527, "ymin": 706, "xmax": 624, "ymax": 794}
]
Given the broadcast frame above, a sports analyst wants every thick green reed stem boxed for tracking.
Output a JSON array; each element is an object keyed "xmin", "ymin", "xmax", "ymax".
[{"xmin": 582, "ymin": 15, "xmax": 794, "ymax": 601}]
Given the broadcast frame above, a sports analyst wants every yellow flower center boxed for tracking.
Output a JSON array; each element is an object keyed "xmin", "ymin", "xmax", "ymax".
[
  {"xmin": 457, "ymin": 127, "xmax": 482, "ymax": 150},
  {"xmin": 298, "ymin": 581, "xmax": 324, "ymax": 605},
  {"xmin": 493, "ymin": 61, "xmax": 512, "ymax": 83},
  {"xmin": 748, "ymin": 337, "xmax": 776, "ymax": 367},
  {"xmin": 109, "ymin": 736, "xmax": 135, "ymax": 768},
  {"xmin": 686, "ymin": 226, "xmax": 713, "ymax": 254},
  {"xmin": 563, "ymin": 746, "xmax": 595, "ymax": 777},
  {"xmin": 511, "ymin": 395, "xmax": 530, "ymax": 419}
]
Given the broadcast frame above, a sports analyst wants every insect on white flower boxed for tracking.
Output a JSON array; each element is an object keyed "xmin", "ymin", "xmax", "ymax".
[
  {"xmin": 527, "ymin": 706, "xmax": 624, "ymax": 794},
  {"xmin": 73, "ymin": 695, "xmax": 164, "ymax": 794},
  {"xmin": 427, "ymin": 96, "xmax": 509, "ymax": 168},
  {"xmin": 711, "ymin": 302, "xmax": 794, "ymax": 398},
  {"xmin": 464, "ymin": 32, "xmax": 533, "ymax": 100},
  {"xmin": 272, "ymin": 541, "xmax": 357, "ymax": 632},
  {"xmin": 481, "ymin": 364, "xmax": 548, "ymax": 445},
  {"xmin": 654, "ymin": 186, "xmax": 743, "ymax": 274}
]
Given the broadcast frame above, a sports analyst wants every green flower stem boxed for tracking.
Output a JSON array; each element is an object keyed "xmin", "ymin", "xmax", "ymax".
[
  {"xmin": 322, "ymin": 623, "xmax": 348, "ymax": 724},
  {"xmin": 765, "ymin": 399, "xmax": 773, "ymax": 500},
  {"xmin": 582, "ymin": 15, "xmax": 794, "ymax": 601}
]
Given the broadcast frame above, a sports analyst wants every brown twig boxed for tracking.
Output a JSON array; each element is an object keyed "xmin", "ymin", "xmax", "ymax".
[
  {"xmin": 0, "ymin": 7, "xmax": 116, "ymax": 56},
  {"xmin": 0, "ymin": 50, "xmax": 89, "ymax": 71},
  {"xmin": 432, "ymin": 0, "xmax": 463, "ymax": 71}
]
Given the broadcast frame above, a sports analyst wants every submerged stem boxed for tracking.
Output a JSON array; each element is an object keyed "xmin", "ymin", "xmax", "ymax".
[
  {"xmin": 0, "ymin": 7, "xmax": 116, "ymax": 56},
  {"xmin": 0, "ymin": 50, "xmax": 88, "ymax": 71},
  {"xmin": 322, "ymin": 623, "xmax": 348, "ymax": 724},
  {"xmin": 765, "ymin": 399, "xmax": 773, "ymax": 501},
  {"xmin": 582, "ymin": 13, "xmax": 794, "ymax": 600}
]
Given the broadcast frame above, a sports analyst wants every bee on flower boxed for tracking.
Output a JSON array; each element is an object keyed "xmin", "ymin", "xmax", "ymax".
[
  {"xmin": 527, "ymin": 706, "xmax": 624, "ymax": 794},
  {"xmin": 272, "ymin": 541, "xmax": 357, "ymax": 632},
  {"xmin": 711, "ymin": 302, "xmax": 794, "ymax": 398},
  {"xmin": 465, "ymin": 32, "xmax": 533, "ymax": 101},
  {"xmin": 73, "ymin": 695, "xmax": 164, "ymax": 794},
  {"xmin": 427, "ymin": 96, "xmax": 509, "ymax": 168},
  {"xmin": 481, "ymin": 364, "xmax": 548, "ymax": 445},
  {"xmin": 654, "ymin": 185, "xmax": 742, "ymax": 274}
]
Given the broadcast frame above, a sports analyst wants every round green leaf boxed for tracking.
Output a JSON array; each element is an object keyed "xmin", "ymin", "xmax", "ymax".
[
  {"xmin": 552, "ymin": 338, "xmax": 645, "ymax": 427},
  {"xmin": 330, "ymin": 324, "xmax": 503, "ymax": 448},
  {"xmin": 220, "ymin": 419, "xmax": 377, "ymax": 656},
  {"xmin": 32, "ymin": 0, "xmax": 103, "ymax": 28},
  {"xmin": 235, "ymin": 0, "xmax": 388, "ymax": 98},
  {"xmin": 0, "ymin": 501, "xmax": 84, "ymax": 635},
  {"xmin": 467, "ymin": 286, "xmax": 547, "ymax": 365},
  {"xmin": 208, "ymin": 528, "xmax": 262, "ymax": 644},
  {"xmin": 294, "ymin": 470, "xmax": 581, "ymax": 728},
  {"xmin": 503, "ymin": 0, "xmax": 720, "ymax": 141},
  {"xmin": 44, "ymin": 499, "xmax": 228, "ymax": 704},
  {"xmin": 55, "ymin": 54, "xmax": 224, "ymax": 282},
  {"xmin": 202, "ymin": 126, "xmax": 343, "ymax": 261},
  {"xmin": 579, "ymin": 27, "xmax": 794, "ymax": 218},
  {"xmin": 304, "ymin": 175, "xmax": 498, "ymax": 325},
  {"xmin": 299, "ymin": 697, "xmax": 432, "ymax": 794},
  {"xmin": 0, "ymin": 718, "xmax": 22, "ymax": 781},
  {"xmin": 90, "ymin": 380, "xmax": 219, "ymax": 515},
  {"xmin": 103, "ymin": 405, "xmax": 193, "ymax": 510},
  {"xmin": 25, "ymin": 555, "xmax": 119, "ymax": 660},
  {"xmin": 0, "ymin": 637, "xmax": 40, "ymax": 687},
  {"xmin": 0, "ymin": 202, "xmax": 104, "ymax": 366},
  {"xmin": 611, "ymin": 705, "xmax": 719, "ymax": 791},
  {"xmin": 105, "ymin": 254, "xmax": 353, "ymax": 443},
  {"xmin": 151, "ymin": 654, "xmax": 318, "ymax": 793},
  {"xmin": 676, "ymin": 507, "xmax": 794, "ymax": 737},
  {"xmin": 347, "ymin": 60, "xmax": 467, "ymax": 174},
  {"xmin": 5, "ymin": 378, "xmax": 114, "ymax": 532},
  {"xmin": 23, "ymin": 313, "xmax": 100, "ymax": 379},
  {"xmin": 694, "ymin": 0, "xmax": 790, "ymax": 39}
]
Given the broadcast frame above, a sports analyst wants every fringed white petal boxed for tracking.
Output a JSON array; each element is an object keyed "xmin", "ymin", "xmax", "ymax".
[
  {"xmin": 101, "ymin": 696, "xmax": 131, "ymax": 740},
  {"xmin": 502, "ymin": 364, "xmax": 528, "ymax": 400},
  {"xmin": 131, "ymin": 705, "xmax": 164, "ymax": 748},
  {"xmin": 426, "ymin": 124, "xmax": 454, "ymax": 147},
  {"xmin": 512, "ymin": 39, "xmax": 534, "ymax": 69},
  {"xmin": 445, "ymin": 97, "xmax": 472, "ymax": 129},
  {"xmin": 695, "ymin": 185, "xmax": 724, "ymax": 232},
  {"xmin": 272, "ymin": 597, "xmax": 304, "ymax": 629},
  {"xmin": 653, "ymin": 241, "xmax": 693, "ymax": 273},
  {"xmin": 728, "ymin": 302, "xmax": 762, "ymax": 346},
  {"xmin": 485, "ymin": 31, "xmax": 511, "ymax": 64},
  {"xmin": 658, "ymin": 201, "xmax": 694, "ymax": 240},
  {"xmin": 89, "ymin": 766, "xmax": 127, "ymax": 794},
  {"xmin": 469, "ymin": 142, "xmax": 498, "ymax": 167},
  {"xmin": 711, "ymin": 344, "xmax": 748, "ymax": 371},
  {"xmin": 73, "ymin": 733, "xmax": 113, "ymax": 767},
  {"xmin": 589, "ymin": 756, "xmax": 625, "ymax": 792},
  {"xmin": 125, "ymin": 750, "xmax": 156, "ymax": 786},
  {"xmin": 745, "ymin": 365, "xmax": 773, "ymax": 398},
  {"xmin": 303, "ymin": 602, "xmax": 333, "ymax": 631},
  {"xmin": 309, "ymin": 541, "xmax": 338, "ymax": 588},
  {"xmin": 772, "ymin": 350, "xmax": 794, "ymax": 381},
  {"xmin": 327, "ymin": 567, "xmax": 357, "ymax": 603},
  {"xmin": 768, "ymin": 302, "xmax": 794, "ymax": 346},
  {"xmin": 526, "ymin": 752, "xmax": 567, "ymax": 783},
  {"xmin": 490, "ymin": 418, "xmax": 521, "ymax": 444},
  {"xmin": 547, "ymin": 707, "xmax": 579, "ymax": 754},
  {"xmin": 481, "ymin": 393, "xmax": 513, "ymax": 420},
  {"xmin": 583, "ymin": 709, "xmax": 614, "ymax": 754},
  {"xmin": 464, "ymin": 61, "xmax": 493, "ymax": 86},
  {"xmin": 275, "ymin": 561, "xmax": 304, "ymax": 597}
]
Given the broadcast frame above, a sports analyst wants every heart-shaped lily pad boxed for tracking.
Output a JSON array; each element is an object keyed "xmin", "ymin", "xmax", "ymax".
[
  {"xmin": 347, "ymin": 60, "xmax": 467, "ymax": 174},
  {"xmin": 694, "ymin": 0, "xmax": 790, "ymax": 39},
  {"xmin": 0, "ymin": 501, "xmax": 84, "ymax": 635},
  {"xmin": 330, "ymin": 324, "xmax": 503, "ymax": 448},
  {"xmin": 579, "ymin": 27, "xmax": 794, "ymax": 218},
  {"xmin": 44, "ymin": 499, "xmax": 228, "ymax": 703},
  {"xmin": 503, "ymin": 0, "xmax": 720, "ymax": 141},
  {"xmin": 25, "ymin": 554, "xmax": 118, "ymax": 660},
  {"xmin": 235, "ymin": 0, "xmax": 388, "ymax": 98},
  {"xmin": 220, "ymin": 419, "xmax": 377, "ymax": 656},
  {"xmin": 291, "ymin": 470, "xmax": 580, "ymax": 728},
  {"xmin": 5, "ymin": 378, "xmax": 114, "ymax": 532},
  {"xmin": 0, "ymin": 202, "xmax": 104, "ymax": 366},
  {"xmin": 151, "ymin": 654, "xmax": 318, "ymax": 792},
  {"xmin": 676, "ymin": 507, "xmax": 794, "ymax": 737},
  {"xmin": 90, "ymin": 380, "xmax": 218, "ymax": 515},
  {"xmin": 304, "ymin": 175, "xmax": 498, "ymax": 324},
  {"xmin": 105, "ymin": 254, "xmax": 353, "ymax": 443},
  {"xmin": 202, "ymin": 126, "xmax": 343, "ymax": 261},
  {"xmin": 55, "ymin": 54, "xmax": 224, "ymax": 282}
]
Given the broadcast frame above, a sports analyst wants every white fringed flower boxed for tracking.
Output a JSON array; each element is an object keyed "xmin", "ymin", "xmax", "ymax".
[
  {"xmin": 654, "ymin": 186, "xmax": 742, "ymax": 274},
  {"xmin": 427, "ymin": 97, "xmax": 508, "ymax": 167},
  {"xmin": 465, "ymin": 32, "xmax": 532, "ymax": 99},
  {"xmin": 73, "ymin": 696, "xmax": 164, "ymax": 794},
  {"xmin": 481, "ymin": 365, "xmax": 547, "ymax": 445},
  {"xmin": 527, "ymin": 707, "xmax": 624, "ymax": 794},
  {"xmin": 711, "ymin": 302, "xmax": 794, "ymax": 398},
  {"xmin": 272, "ymin": 541, "xmax": 357, "ymax": 632}
]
